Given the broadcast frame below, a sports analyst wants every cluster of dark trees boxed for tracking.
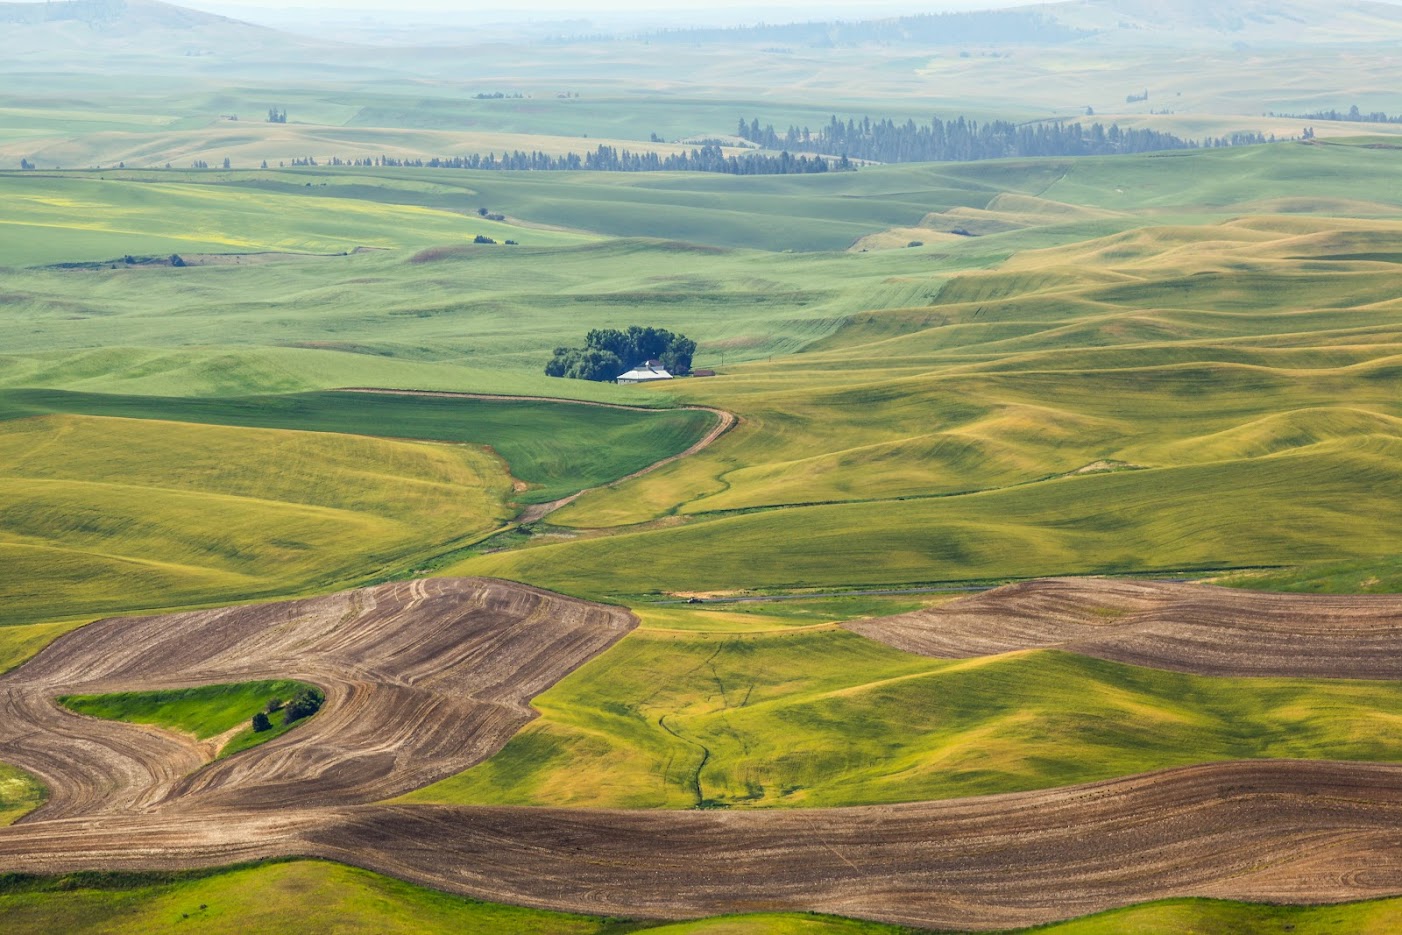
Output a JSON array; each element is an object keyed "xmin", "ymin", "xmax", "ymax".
[
  {"xmin": 251, "ymin": 687, "xmax": 325, "ymax": 733},
  {"xmin": 368, "ymin": 144, "xmax": 844, "ymax": 175},
  {"xmin": 546, "ymin": 326, "xmax": 697, "ymax": 382},
  {"xmin": 735, "ymin": 115, "xmax": 1275, "ymax": 162},
  {"xmin": 267, "ymin": 107, "xmax": 287, "ymax": 124},
  {"xmin": 1272, "ymin": 105, "xmax": 1402, "ymax": 125}
]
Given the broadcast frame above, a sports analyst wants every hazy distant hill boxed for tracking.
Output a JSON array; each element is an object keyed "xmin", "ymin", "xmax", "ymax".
[
  {"xmin": 1041, "ymin": 0, "xmax": 1402, "ymax": 43},
  {"xmin": 629, "ymin": 0, "xmax": 1402, "ymax": 47},
  {"xmin": 0, "ymin": 0, "xmax": 314, "ymax": 64},
  {"xmin": 631, "ymin": 10, "xmax": 1091, "ymax": 47}
]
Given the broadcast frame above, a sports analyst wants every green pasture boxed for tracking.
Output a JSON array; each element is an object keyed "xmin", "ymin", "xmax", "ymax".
[
  {"xmin": 405, "ymin": 627, "xmax": 1402, "ymax": 809},
  {"xmin": 0, "ymin": 389, "xmax": 717, "ymax": 504},
  {"xmin": 0, "ymin": 761, "xmax": 46, "ymax": 827},
  {"xmin": 1219, "ymin": 556, "xmax": 1402, "ymax": 595},
  {"xmin": 4, "ymin": 144, "xmax": 1401, "ymax": 403},
  {"xmin": 0, "ymin": 414, "xmax": 512, "ymax": 626},
  {"xmin": 0, "ymin": 619, "xmax": 90, "ymax": 674},
  {"xmin": 554, "ymin": 219, "xmax": 1402, "ymax": 526},
  {"xmin": 7, "ymin": 859, "xmax": 1402, "ymax": 934},
  {"xmin": 0, "ymin": 171, "xmax": 590, "ymax": 266},
  {"xmin": 0, "ymin": 861, "xmax": 620, "ymax": 935},
  {"xmin": 60, "ymin": 680, "xmax": 317, "ymax": 757},
  {"xmin": 454, "ymin": 435, "xmax": 1402, "ymax": 596},
  {"xmin": 0, "ymin": 217, "xmax": 969, "ymax": 398}
]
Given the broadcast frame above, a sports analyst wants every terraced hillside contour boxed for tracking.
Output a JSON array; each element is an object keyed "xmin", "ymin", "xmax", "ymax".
[{"xmin": 1, "ymin": 577, "xmax": 1401, "ymax": 928}]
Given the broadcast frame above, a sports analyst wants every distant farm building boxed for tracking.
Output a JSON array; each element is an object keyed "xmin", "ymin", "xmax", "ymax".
[{"xmin": 616, "ymin": 360, "xmax": 673, "ymax": 384}]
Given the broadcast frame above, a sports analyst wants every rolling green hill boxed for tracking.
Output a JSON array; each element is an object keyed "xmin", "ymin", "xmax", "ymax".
[
  {"xmin": 0, "ymin": 415, "xmax": 512, "ymax": 625},
  {"xmin": 404, "ymin": 625, "xmax": 1402, "ymax": 809},
  {"xmin": 0, "ymin": 389, "xmax": 718, "ymax": 503}
]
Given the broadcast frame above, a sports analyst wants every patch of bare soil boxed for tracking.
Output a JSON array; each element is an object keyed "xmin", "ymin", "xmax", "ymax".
[
  {"xmin": 847, "ymin": 577, "xmax": 1402, "ymax": 678},
  {"xmin": 0, "ymin": 577, "xmax": 634, "ymax": 819},
  {"xmin": 1, "ymin": 761, "xmax": 1400, "ymax": 930}
]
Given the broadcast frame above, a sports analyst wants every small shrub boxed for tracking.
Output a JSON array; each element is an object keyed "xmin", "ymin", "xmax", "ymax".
[
  {"xmin": 251, "ymin": 712, "xmax": 272, "ymax": 733},
  {"xmin": 907, "ymin": 240, "xmax": 923, "ymax": 248},
  {"xmin": 473, "ymin": 234, "xmax": 497, "ymax": 245}
]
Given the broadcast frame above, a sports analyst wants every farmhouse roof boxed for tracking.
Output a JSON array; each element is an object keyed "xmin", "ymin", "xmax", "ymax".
[{"xmin": 616, "ymin": 363, "xmax": 674, "ymax": 383}]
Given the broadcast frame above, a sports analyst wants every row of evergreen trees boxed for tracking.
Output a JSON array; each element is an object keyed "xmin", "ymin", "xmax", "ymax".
[
  {"xmin": 735, "ymin": 115, "xmax": 1274, "ymax": 162},
  {"xmin": 359, "ymin": 144, "xmax": 844, "ymax": 175},
  {"xmin": 1272, "ymin": 105, "xmax": 1402, "ymax": 124}
]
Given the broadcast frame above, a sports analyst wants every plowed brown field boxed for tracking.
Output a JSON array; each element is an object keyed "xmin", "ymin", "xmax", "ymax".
[
  {"xmin": 0, "ymin": 577, "xmax": 636, "ymax": 818},
  {"xmin": 847, "ymin": 577, "xmax": 1402, "ymax": 678},
  {"xmin": 1, "ymin": 576, "xmax": 1400, "ymax": 930}
]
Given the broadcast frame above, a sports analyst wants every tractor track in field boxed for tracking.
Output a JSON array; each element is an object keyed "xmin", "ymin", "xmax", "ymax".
[
  {"xmin": 335, "ymin": 387, "xmax": 737, "ymax": 523},
  {"xmin": 1, "ymin": 578, "xmax": 1401, "ymax": 929}
]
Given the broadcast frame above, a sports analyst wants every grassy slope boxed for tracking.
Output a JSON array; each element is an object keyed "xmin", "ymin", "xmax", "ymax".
[
  {"xmin": 60, "ymin": 680, "xmax": 317, "ymax": 758},
  {"xmin": 456, "ymin": 436, "xmax": 1402, "ymax": 595},
  {"xmin": 1216, "ymin": 556, "xmax": 1402, "ymax": 595},
  {"xmin": 448, "ymin": 172, "xmax": 1402, "ymax": 593},
  {"xmin": 0, "ymin": 762, "xmax": 46, "ymax": 827},
  {"xmin": 5, "ymin": 146, "xmax": 1398, "ymax": 401},
  {"xmin": 4, "ymin": 861, "xmax": 1402, "ymax": 935},
  {"xmin": 0, "ymin": 414, "xmax": 512, "ymax": 625},
  {"xmin": 403, "ymin": 626, "xmax": 1402, "ymax": 810},
  {"xmin": 0, "ymin": 220, "xmax": 977, "ymax": 399},
  {"xmin": 0, "ymin": 171, "xmax": 591, "ymax": 266},
  {"xmin": 0, "ymin": 619, "xmax": 89, "ymax": 674},
  {"xmin": 0, "ymin": 862, "xmax": 620, "ymax": 935},
  {"xmin": 0, "ymin": 389, "xmax": 718, "ymax": 504}
]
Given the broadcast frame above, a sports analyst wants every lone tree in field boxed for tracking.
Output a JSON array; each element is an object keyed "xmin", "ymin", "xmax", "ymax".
[
  {"xmin": 251, "ymin": 711, "xmax": 272, "ymax": 733},
  {"xmin": 546, "ymin": 326, "xmax": 697, "ymax": 382}
]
